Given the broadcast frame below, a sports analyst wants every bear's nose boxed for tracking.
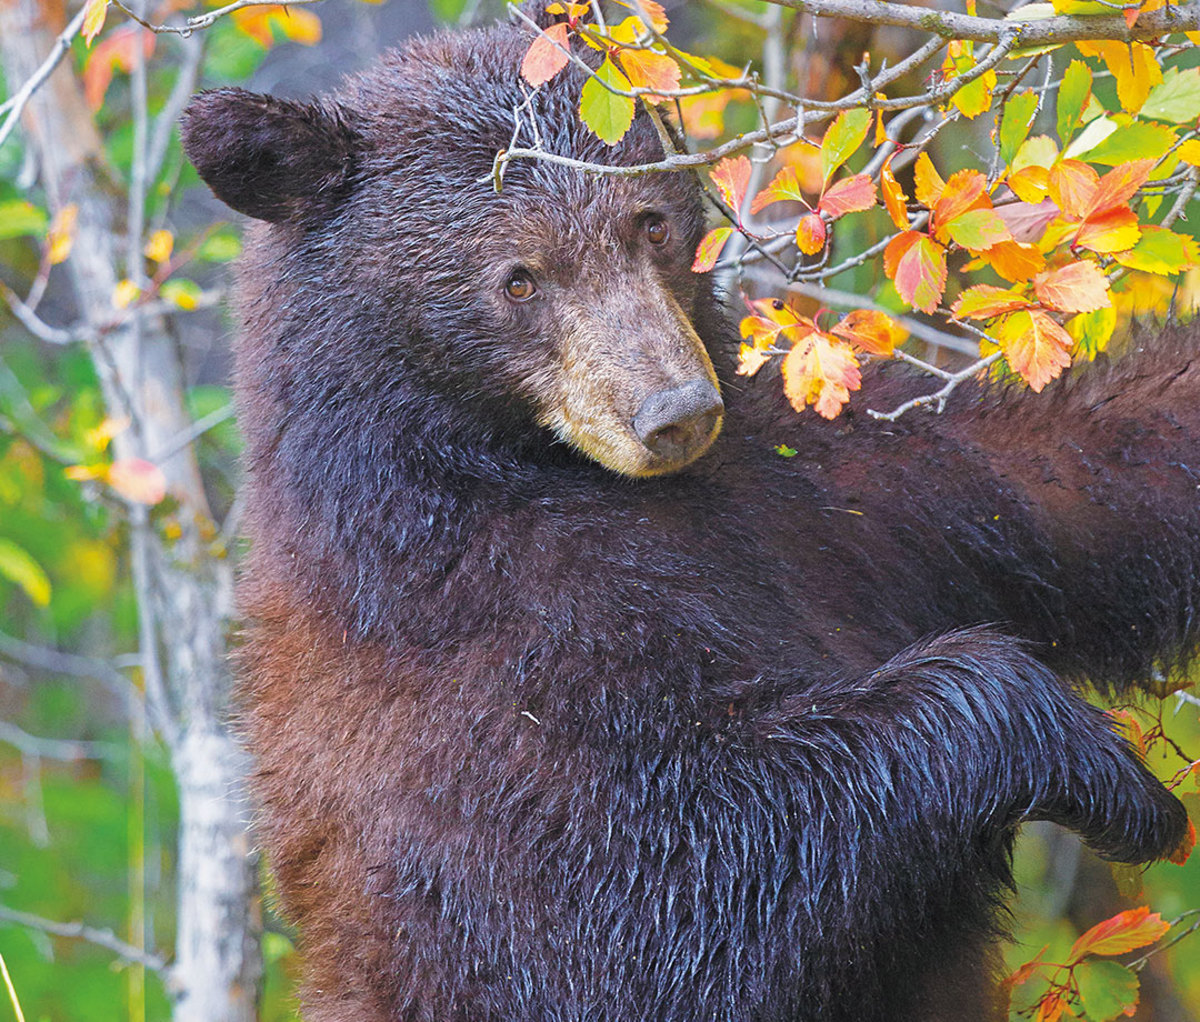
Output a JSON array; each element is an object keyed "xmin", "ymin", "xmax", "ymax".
[{"xmin": 632, "ymin": 380, "xmax": 724, "ymax": 461}]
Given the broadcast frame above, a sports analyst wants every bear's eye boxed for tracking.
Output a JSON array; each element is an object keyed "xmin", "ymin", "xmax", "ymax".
[
  {"xmin": 504, "ymin": 270, "xmax": 537, "ymax": 302},
  {"xmin": 645, "ymin": 216, "xmax": 670, "ymax": 246}
]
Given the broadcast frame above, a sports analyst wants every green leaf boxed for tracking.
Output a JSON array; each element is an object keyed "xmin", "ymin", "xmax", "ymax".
[
  {"xmin": 1066, "ymin": 305, "xmax": 1116, "ymax": 361},
  {"xmin": 1079, "ymin": 121, "xmax": 1176, "ymax": 165},
  {"xmin": 0, "ymin": 537, "xmax": 52, "ymax": 606},
  {"xmin": 820, "ymin": 108, "xmax": 871, "ymax": 184},
  {"xmin": 1057, "ymin": 59, "xmax": 1092, "ymax": 144},
  {"xmin": 1143, "ymin": 67, "xmax": 1200, "ymax": 124},
  {"xmin": 580, "ymin": 58, "xmax": 636, "ymax": 145},
  {"xmin": 1075, "ymin": 960, "xmax": 1139, "ymax": 1021},
  {"xmin": 944, "ymin": 208, "xmax": 1010, "ymax": 252},
  {"xmin": 0, "ymin": 200, "xmax": 48, "ymax": 240},
  {"xmin": 1000, "ymin": 90, "xmax": 1038, "ymax": 166},
  {"xmin": 1112, "ymin": 225, "xmax": 1197, "ymax": 276},
  {"xmin": 198, "ymin": 232, "xmax": 242, "ymax": 263}
]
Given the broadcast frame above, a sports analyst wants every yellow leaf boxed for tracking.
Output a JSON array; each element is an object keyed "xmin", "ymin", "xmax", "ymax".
[
  {"xmin": 84, "ymin": 416, "xmax": 129, "ymax": 452},
  {"xmin": 83, "ymin": 0, "xmax": 108, "ymax": 45},
  {"xmin": 781, "ymin": 334, "xmax": 861, "ymax": 419},
  {"xmin": 0, "ymin": 538, "xmax": 52, "ymax": 607},
  {"xmin": 143, "ymin": 228, "xmax": 174, "ymax": 264},
  {"xmin": 1177, "ymin": 139, "xmax": 1200, "ymax": 166},
  {"xmin": 46, "ymin": 204, "xmax": 77, "ymax": 265},
  {"xmin": 1075, "ymin": 40, "xmax": 1162, "ymax": 113},
  {"xmin": 113, "ymin": 279, "xmax": 141, "ymax": 309}
]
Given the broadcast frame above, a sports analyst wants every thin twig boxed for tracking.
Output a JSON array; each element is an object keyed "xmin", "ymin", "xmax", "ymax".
[
  {"xmin": 151, "ymin": 403, "xmax": 235, "ymax": 463},
  {"xmin": 0, "ymin": 721, "xmax": 119, "ymax": 762},
  {"xmin": 868, "ymin": 351, "xmax": 1001, "ymax": 421},
  {"xmin": 0, "ymin": 6, "xmax": 86, "ymax": 151},
  {"xmin": 0, "ymin": 905, "xmax": 168, "ymax": 973},
  {"xmin": 0, "ymin": 632, "xmax": 134, "ymax": 696}
]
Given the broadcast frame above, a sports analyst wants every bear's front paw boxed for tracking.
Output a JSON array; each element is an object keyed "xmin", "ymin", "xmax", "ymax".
[{"xmin": 1036, "ymin": 739, "xmax": 1190, "ymax": 865}]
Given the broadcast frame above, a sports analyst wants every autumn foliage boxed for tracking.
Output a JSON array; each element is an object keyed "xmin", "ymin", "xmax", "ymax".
[{"xmin": 518, "ymin": 0, "xmax": 1200, "ymax": 420}]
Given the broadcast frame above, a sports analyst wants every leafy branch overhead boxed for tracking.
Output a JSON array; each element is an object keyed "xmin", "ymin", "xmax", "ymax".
[{"xmin": 514, "ymin": 0, "xmax": 1200, "ymax": 420}]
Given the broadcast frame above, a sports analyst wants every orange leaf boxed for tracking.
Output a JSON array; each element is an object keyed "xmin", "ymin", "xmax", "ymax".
[
  {"xmin": 795, "ymin": 213, "xmax": 828, "ymax": 255},
  {"xmin": 913, "ymin": 152, "xmax": 946, "ymax": 210},
  {"xmin": 737, "ymin": 342, "xmax": 772, "ymax": 377},
  {"xmin": 231, "ymin": 5, "xmax": 321, "ymax": 46},
  {"xmin": 692, "ymin": 227, "xmax": 732, "ymax": 272},
  {"xmin": 711, "ymin": 156, "xmax": 752, "ymax": 213},
  {"xmin": 881, "ymin": 156, "xmax": 908, "ymax": 230},
  {"xmin": 1067, "ymin": 907, "xmax": 1170, "ymax": 963},
  {"xmin": 83, "ymin": 26, "xmax": 155, "ymax": 110},
  {"xmin": 981, "ymin": 240, "xmax": 1046, "ymax": 283},
  {"xmin": 522, "ymin": 22, "xmax": 571, "ymax": 86},
  {"xmin": 612, "ymin": 0, "xmax": 668, "ymax": 31},
  {"xmin": 932, "ymin": 169, "xmax": 988, "ymax": 242},
  {"xmin": 106, "ymin": 458, "xmax": 167, "ymax": 505},
  {"xmin": 1035, "ymin": 992, "xmax": 1067, "ymax": 1022},
  {"xmin": 995, "ymin": 309, "xmax": 1072, "ymax": 393},
  {"xmin": 819, "ymin": 174, "xmax": 876, "ymax": 219},
  {"xmin": 618, "ymin": 48, "xmax": 680, "ymax": 97},
  {"xmin": 951, "ymin": 284, "xmax": 1033, "ymax": 320},
  {"xmin": 750, "ymin": 166, "xmax": 807, "ymax": 214},
  {"xmin": 740, "ymin": 297, "xmax": 812, "ymax": 350},
  {"xmin": 781, "ymin": 333, "xmax": 861, "ymax": 418},
  {"xmin": 830, "ymin": 309, "xmax": 903, "ymax": 357},
  {"xmin": 887, "ymin": 232, "xmax": 947, "ymax": 314},
  {"xmin": 1091, "ymin": 159, "xmax": 1157, "ymax": 217},
  {"xmin": 1009, "ymin": 165, "xmax": 1050, "ymax": 204},
  {"xmin": 1032, "ymin": 261, "xmax": 1111, "ymax": 314},
  {"xmin": 1169, "ymin": 819, "xmax": 1196, "ymax": 865},
  {"xmin": 1075, "ymin": 207, "xmax": 1141, "ymax": 255},
  {"xmin": 1048, "ymin": 160, "xmax": 1099, "ymax": 220},
  {"xmin": 83, "ymin": 0, "xmax": 108, "ymax": 45},
  {"xmin": 1075, "ymin": 40, "xmax": 1162, "ymax": 113}
]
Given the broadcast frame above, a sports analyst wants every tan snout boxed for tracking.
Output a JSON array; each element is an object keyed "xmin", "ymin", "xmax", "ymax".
[{"xmin": 535, "ymin": 277, "xmax": 723, "ymax": 477}]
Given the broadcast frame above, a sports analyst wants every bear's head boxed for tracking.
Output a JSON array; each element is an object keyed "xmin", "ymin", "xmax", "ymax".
[{"xmin": 181, "ymin": 11, "xmax": 732, "ymax": 479}]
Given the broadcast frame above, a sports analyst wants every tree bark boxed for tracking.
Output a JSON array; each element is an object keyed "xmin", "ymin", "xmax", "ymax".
[{"xmin": 0, "ymin": 2, "xmax": 262, "ymax": 1018}]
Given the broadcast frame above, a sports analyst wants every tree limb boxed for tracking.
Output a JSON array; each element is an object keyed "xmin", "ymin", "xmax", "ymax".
[
  {"xmin": 0, "ymin": 904, "xmax": 169, "ymax": 974},
  {"xmin": 764, "ymin": 0, "xmax": 1200, "ymax": 43}
]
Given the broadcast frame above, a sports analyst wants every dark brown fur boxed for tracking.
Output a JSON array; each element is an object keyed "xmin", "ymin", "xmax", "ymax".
[{"xmin": 182, "ymin": 11, "xmax": 1196, "ymax": 1022}]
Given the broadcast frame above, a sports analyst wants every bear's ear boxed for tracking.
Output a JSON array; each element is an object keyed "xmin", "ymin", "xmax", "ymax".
[{"xmin": 181, "ymin": 87, "xmax": 358, "ymax": 224}]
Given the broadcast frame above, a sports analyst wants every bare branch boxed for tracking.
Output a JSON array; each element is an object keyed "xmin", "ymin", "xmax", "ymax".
[
  {"xmin": 111, "ymin": 0, "xmax": 323, "ymax": 36},
  {"xmin": 0, "ymin": 631, "xmax": 134, "ymax": 696},
  {"xmin": 0, "ymin": 5, "xmax": 85, "ymax": 151},
  {"xmin": 152, "ymin": 403, "xmax": 236, "ymax": 463},
  {"xmin": 868, "ymin": 351, "xmax": 1002, "ymax": 421},
  {"xmin": 763, "ymin": 0, "xmax": 1200, "ymax": 43},
  {"xmin": 0, "ymin": 721, "xmax": 119, "ymax": 762},
  {"xmin": 0, "ymin": 904, "xmax": 169, "ymax": 974}
]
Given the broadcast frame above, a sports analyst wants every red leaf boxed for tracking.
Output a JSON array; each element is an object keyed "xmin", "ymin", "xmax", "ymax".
[
  {"xmin": 711, "ymin": 156, "xmax": 752, "ymax": 214},
  {"xmin": 691, "ymin": 227, "xmax": 732, "ymax": 272},
  {"xmin": 521, "ymin": 22, "xmax": 571, "ymax": 86},
  {"xmin": 618, "ymin": 48, "xmax": 680, "ymax": 98},
  {"xmin": 1091, "ymin": 159, "xmax": 1157, "ymax": 217},
  {"xmin": 1169, "ymin": 819, "xmax": 1196, "ymax": 865},
  {"xmin": 932, "ymin": 169, "xmax": 988, "ymax": 242},
  {"xmin": 795, "ymin": 213, "xmax": 827, "ymax": 255},
  {"xmin": 1067, "ymin": 907, "xmax": 1170, "ymax": 963},
  {"xmin": 887, "ymin": 232, "xmax": 947, "ymax": 314},
  {"xmin": 819, "ymin": 174, "xmax": 876, "ymax": 219}
]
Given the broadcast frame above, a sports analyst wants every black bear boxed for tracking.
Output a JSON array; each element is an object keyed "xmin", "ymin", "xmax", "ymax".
[{"xmin": 181, "ymin": 8, "xmax": 1196, "ymax": 1022}]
